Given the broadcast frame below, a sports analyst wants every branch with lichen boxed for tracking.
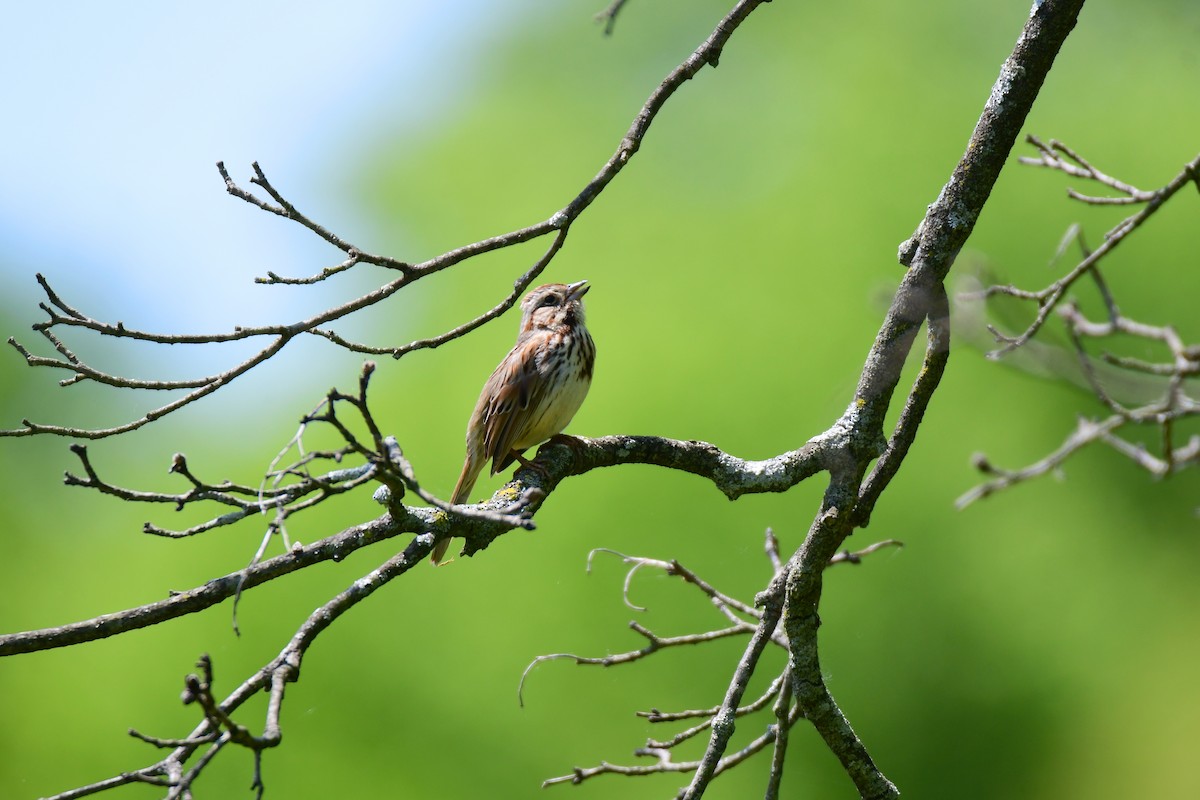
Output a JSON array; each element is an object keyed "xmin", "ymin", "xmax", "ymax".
[{"xmin": 0, "ymin": 0, "xmax": 1097, "ymax": 798}]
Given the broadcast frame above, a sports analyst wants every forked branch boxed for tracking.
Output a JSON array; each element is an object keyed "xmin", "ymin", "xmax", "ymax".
[
  {"xmin": 3, "ymin": 0, "xmax": 772, "ymax": 442},
  {"xmin": 970, "ymin": 138, "xmax": 1200, "ymax": 356},
  {"xmin": 961, "ymin": 142, "xmax": 1200, "ymax": 505},
  {"xmin": 0, "ymin": 1, "xmax": 1096, "ymax": 798}
]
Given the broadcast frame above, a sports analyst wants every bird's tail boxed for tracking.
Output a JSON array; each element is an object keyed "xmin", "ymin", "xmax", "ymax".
[{"xmin": 431, "ymin": 457, "xmax": 481, "ymax": 564}]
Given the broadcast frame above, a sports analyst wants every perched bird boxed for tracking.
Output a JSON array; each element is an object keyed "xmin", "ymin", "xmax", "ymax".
[{"xmin": 432, "ymin": 280, "xmax": 596, "ymax": 563}]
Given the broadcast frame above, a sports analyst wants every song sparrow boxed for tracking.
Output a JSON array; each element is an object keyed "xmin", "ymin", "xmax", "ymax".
[{"xmin": 432, "ymin": 280, "xmax": 596, "ymax": 563}]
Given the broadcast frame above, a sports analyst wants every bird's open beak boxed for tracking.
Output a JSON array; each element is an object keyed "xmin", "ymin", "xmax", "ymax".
[{"xmin": 566, "ymin": 280, "xmax": 589, "ymax": 300}]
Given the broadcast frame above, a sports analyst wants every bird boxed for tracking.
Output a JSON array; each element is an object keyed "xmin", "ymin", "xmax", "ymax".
[{"xmin": 432, "ymin": 280, "xmax": 596, "ymax": 563}]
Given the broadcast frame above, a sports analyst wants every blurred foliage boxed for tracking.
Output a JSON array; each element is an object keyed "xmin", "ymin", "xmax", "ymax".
[{"xmin": 2, "ymin": 1, "xmax": 1199, "ymax": 799}]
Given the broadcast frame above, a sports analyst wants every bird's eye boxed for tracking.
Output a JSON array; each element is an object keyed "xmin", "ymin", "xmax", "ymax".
[{"xmin": 538, "ymin": 294, "xmax": 560, "ymax": 308}]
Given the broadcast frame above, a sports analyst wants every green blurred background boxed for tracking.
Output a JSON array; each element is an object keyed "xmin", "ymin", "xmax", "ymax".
[{"xmin": 2, "ymin": 1, "xmax": 1198, "ymax": 798}]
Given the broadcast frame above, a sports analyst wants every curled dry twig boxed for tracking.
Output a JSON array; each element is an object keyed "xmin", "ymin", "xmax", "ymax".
[
  {"xmin": 532, "ymin": 540, "xmax": 795, "ymax": 794},
  {"xmin": 530, "ymin": 536, "xmax": 901, "ymax": 794}
]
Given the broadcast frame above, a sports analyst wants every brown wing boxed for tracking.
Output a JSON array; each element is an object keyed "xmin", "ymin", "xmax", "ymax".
[{"xmin": 480, "ymin": 334, "xmax": 552, "ymax": 474}]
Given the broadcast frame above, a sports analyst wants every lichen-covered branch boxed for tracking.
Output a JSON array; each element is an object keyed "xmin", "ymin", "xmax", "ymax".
[
  {"xmin": 0, "ymin": 431, "xmax": 839, "ymax": 658},
  {"xmin": 765, "ymin": 3, "xmax": 1089, "ymax": 799}
]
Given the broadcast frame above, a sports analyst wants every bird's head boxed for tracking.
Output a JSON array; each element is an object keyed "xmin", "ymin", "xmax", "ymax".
[{"xmin": 519, "ymin": 280, "xmax": 589, "ymax": 333}]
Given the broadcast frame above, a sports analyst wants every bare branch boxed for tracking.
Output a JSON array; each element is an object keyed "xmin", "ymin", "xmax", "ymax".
[
  {"xmin": 961, "ymin": 160, "xmax": 1198, "ymax": 502},
  {"xmin": 0, "ymin": 425, "xmax": 841, "ymax": 660},
  {"xmin": 2, "ymin": 1, "xmax": 1108, "ymax": 798},
  {"xmin": 645, "ymin": 673, "xmax": 788, "ymax": 750},
  {"xmin": 967, "ymin": 145, "xmax": 1200, "ymax": 356},
  {"xmin": 256, "ymin": 253, "xmax": 364, "ymax": 286},
  {"xmin": 853, "ymin": 282, "xmax": 950, "ymax": 528},
  {"xmin": 0, "ymin": 512, "xmax": 416, "ymax": 657},
  {"xmin": 638, "ymin": 673, "xmax": 786, "ymax": 727},
  {"xmin": 543, "ymin": 703, "xmax": 803, "ymax": 791},
  {"xmin": 587, "ymin": 549, "xmax": 765, "ymax": 621},
  {"xmin": 748, "ymin": 5, "xmax": 1095, "ymax": 799},
  {"xmin": 1019, "ymin": 135, "xmax": 1158, "ymax": 203},
  {"xmin": 393, "ymin": 230, "xmax": 570, "ymax": 360},
  {"xmin": 679, "ymin": 594, "xmax": 784, "ymax": 798},
  {"xmin": 764, "ymin": 669, "xmax": 794, "ymax": 800},
  {"xmin": 595, "ymin": 0, "xmax": 631, "ymax": 35},
  {"xmin": 4, "ymin": 0, "xmax": 772, "ymax": 441},
  {"xmin": 220, "ymin": 161, "xmax": 411, "ymax": 273},
  {"xmin": 519, "ymin": 621, "xmax": 755, "ymax": 707},
  {"xmin": 827, "ymin": 539, "xmax": 904, "ymax": 567},
  {"xmin": 764, "ymin": 527, "xmax": 783, "ymax": 574},
  {"xmin": 957, "ymin": 414, "xmax": 1126, "ymax": 508},
  {"xmin": 535, "ymin": 546, "xmax": 800, "ymax": 793},
  {"xmin": 63, "ymin": 443, "xmax": 375, "ymax": 539},
  {"xmin": 42, "ymin": 537, "xmax": 429, "ymax": 799}
]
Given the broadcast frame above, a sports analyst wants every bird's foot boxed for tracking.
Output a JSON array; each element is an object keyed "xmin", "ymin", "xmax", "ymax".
[{"xmin": 546, "ymin": 433, "xmax": 589, "ymax": 463}]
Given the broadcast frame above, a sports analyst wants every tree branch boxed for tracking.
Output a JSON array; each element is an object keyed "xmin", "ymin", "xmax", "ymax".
[
  {"xmin": 960, "ymin": 145, "xmax": 1199, "ymax": 502},
  {"xmin": 967, "ymin": 143, "xmax": 1200, "ymax": 356},
  {"xmin": 41, "ymin": 537, "xmax": 429, "ymax": 800},
  {"xmin": 0, "ymin": 1, "xmax": 1103, "ymax": 798},
  {"xmin": 0, "ymin": 430, "xmax": 827, "ymax": 658},
  {"xmin": 762, "ymin": 3, "xmax": 1088, "ymax": 798},
  {"xmin": 2, "ymin": 0, "xmax": 773, "ymax": 442}
]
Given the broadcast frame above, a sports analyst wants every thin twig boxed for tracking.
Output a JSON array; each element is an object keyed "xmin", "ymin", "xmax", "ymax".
[
  {"xmin": 764, "ymin": 668, "xmax": 794, "ymax": 800},
  {"xmin": 827, "ymin": 539, "xmax": 904, "ymax": 566},
  {"xmin": 971, "ymin": 146, "xmax": 1200, "ymax": 357},
  {"xmin": 518, "ymin": 621, "xmax": 756, "ymax": 708},
  {"xmin": 957, "ymin": 414, "xmax": 1126, "ymax": 507},
  {"xmin": 4, "ymin": 0, "xmax": 768, "ymax": 440},
  {"xmin": 1020, "ymin": 135, "xmax": 1156, "ymax": 202},
  {"xmin": 595, "ymin": 0, "xmax": 631, "ymax": 35},
  {"xmin": 41, "ymin": 537, "xmax": 428, "ymax": 799},
  {"xmin": 543, "ymin": 701, "xmax": 803, "ymax": 790}
]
